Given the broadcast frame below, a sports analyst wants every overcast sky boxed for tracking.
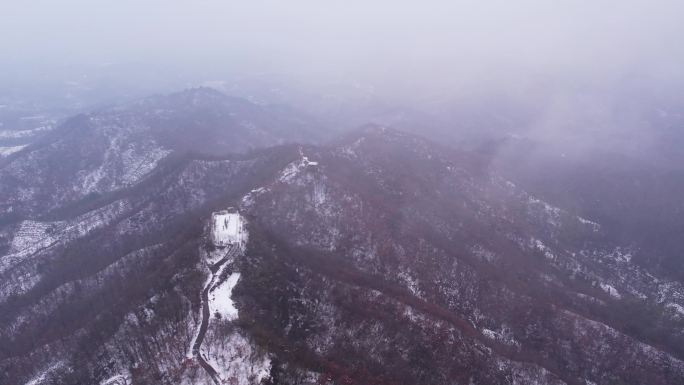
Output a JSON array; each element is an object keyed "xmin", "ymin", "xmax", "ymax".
[{"xmin": 2, "ymin": 1, "xmax": 683, "ymax": 96}]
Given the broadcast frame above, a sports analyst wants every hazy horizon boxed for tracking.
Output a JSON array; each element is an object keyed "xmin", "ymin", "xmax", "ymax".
[
  {"xmin": 3, "ymin": 1, "xmax": 683, "ymax": 95},
  {"xmin": 2, "ymin": 1, "xmax": 684, "ymax": 168}
]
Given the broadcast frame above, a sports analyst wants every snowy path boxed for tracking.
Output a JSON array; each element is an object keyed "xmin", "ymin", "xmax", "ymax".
[{"xmin": 191, "ymin": 244, "xmax": 240, "ymax": 385}]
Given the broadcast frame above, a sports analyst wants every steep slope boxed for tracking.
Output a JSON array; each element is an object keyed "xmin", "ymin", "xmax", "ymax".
[
  {"xmin": 236, "ymin": 126, "xmax": 684, "ymax": 385},
  {"xmin": 487, "ymin": 136, "xmax": 684, "ymax": 281}
]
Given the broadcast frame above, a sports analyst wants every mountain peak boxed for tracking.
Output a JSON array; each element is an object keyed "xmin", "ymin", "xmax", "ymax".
[{"xmin": 174, "ymin": 86, "xmax": 229, "ymax": 102}]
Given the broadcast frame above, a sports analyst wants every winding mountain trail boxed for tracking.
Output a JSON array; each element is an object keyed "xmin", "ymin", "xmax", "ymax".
[{"xmin": 191, "ymin": 244, "xmax": 240, "ymax": 385}]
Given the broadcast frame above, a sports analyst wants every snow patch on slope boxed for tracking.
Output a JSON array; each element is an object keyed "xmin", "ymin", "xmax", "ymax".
[
  {"xmin": 201, "ymin": 331, "xmax": 271, "ymax": 385},
  {"xmin": 2, "ymin": 200, "xmax": 130, "ymax": 274},
  {"xmin": 599, "ymin": 282, "xmax": 622, "ymax": 299},
  {"xmin": 0, "ymin": 125, "xmax": 53, "ymax": 139},
  {"xmin": 577, "ymin": 216, "xmax": 601, "ymax": 232},
  {"xmin": 241, "ymin": 187, "xmax": 267, "ymax": 208},
  {"xmin": 666, "ymin": 303, "xmax": 684, "ymax": 317},
  {"xmin": 120, "ymin": 145, "xmax": 171, "ymax": 185},
  {"xmin": 209, "ymin": 273, "xmax": 241, "ymax": 321},
  {"xmin": 278, "ymin": 150, "xmax": 319, "ymax": 183},
  {"xmin": 482, "ymin": 326, "xmax": 521, "ymax": 347},
  {"xmin": 528, "ymin": 196, "xmax": 562, "ymax": 226},
  {"xmin": 0, "ymin": 144, "xmax": 27, "ymax": 156},
  {"xmin": 77, "ymin": 129, "xmax": 170, "ymax": 195},
  {"xmin": 100, "ymin": 374, "xmax": 130, "ymax": 385},
  {"xmin": 531, "ymin": 238, "xmax": 556, "ymax": 260},
  {"xmin": 0, "ymin": 200, "xmax": 130, "ymax": 301},
  {"xmin": 23, "ymin": 361, "xmax": 63, "ymax": 385}
]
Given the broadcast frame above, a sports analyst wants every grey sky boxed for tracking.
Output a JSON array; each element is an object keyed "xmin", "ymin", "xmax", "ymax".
[{"xmin": 2, "ymin": 1, "xmax": 683, "ymax": 86}]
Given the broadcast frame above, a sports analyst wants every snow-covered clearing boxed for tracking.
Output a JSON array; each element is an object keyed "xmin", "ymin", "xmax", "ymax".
[{"xmin": 211, "ymin": 211, "xmax": 246, "ymax": 247}]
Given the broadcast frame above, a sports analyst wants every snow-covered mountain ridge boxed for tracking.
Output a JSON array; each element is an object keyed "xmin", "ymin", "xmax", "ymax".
[{"xmin": 0, "ymin": 94, "xmax": 683, "ymax": 385}]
